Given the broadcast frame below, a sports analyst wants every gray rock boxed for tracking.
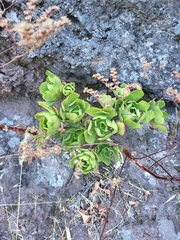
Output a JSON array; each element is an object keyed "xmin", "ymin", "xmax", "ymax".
[
  {"xmin": 159, "ymin": 219, "xmax": 177, "ymax": 240},
  {"xmin": 35, "ymin": 153, "xmax": 72, "ymax": 192},
  {"xmin": 7, "ymin": 136, "xmax": 20, "ymax": 148},
  {"xmin": 0, "ymin": 2, "xmax": 180, "ymax": 238},
  {"xmin": 173, "ymin": 23, "xmax": 180, "ymax": 36}
]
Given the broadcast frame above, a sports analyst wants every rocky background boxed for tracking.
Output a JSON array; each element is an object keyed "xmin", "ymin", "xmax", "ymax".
[
  {"xmin": 0, "ymin": 0, "xmax": 180, "ymax": 97},
  {"xmin": 0, "ymin": 0, "xmax": 180, "ymax": 239}
]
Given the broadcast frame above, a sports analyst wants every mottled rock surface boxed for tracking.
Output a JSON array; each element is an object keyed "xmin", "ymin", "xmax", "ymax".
[
  {"xmin": 0, "ymin": 97, "xmax": 179, "ymax": 239},
  {"xmin": 0, "ymin": 0, "xmax": 180, "ymax": 239}
]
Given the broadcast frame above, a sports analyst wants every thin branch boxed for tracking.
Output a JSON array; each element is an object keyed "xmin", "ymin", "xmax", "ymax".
[{"xmin": 123, "ymin": 149, "xmax": 180, "ymax": 182}]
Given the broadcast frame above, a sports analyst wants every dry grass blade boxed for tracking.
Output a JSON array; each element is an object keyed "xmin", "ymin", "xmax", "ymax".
[
  {"xmin": 164, "ymin": 194, "xmax": 178, "ymax": 205},
  {"xmin": 15, "ymin": 161, "xmax": 23, "ymax": 240},
  {"xmin": 65, "ymin": 226, "xmax": 72, "ymax": 240}
]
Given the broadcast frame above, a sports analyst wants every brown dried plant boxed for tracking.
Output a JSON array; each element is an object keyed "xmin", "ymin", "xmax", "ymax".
[
  {"xmin": 18, "ymin": 127, "xmax": 61, "ymax": 162},
  {"xmin": 92, "ymin": 68, "xmax": 120, "ymax": 91},
  {"xmin": 172, "ymin": 70, "xmax": 180, "ymax": 81},
  {"xmin": 0, "ymin": 0, "xmax": 71, "ymax": 67},
  {"xmin": 166, "ymin": 86, "xmax": 180, "ymax": 103},
  {"xmin": 84, "ymin": 68, "xmax": 141, "ymax": 100}
]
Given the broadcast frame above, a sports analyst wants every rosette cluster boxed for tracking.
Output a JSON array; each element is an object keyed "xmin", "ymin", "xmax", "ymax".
[{"xmin": 35, "ymin": 70, "xmax": 168, "ymax": 174}]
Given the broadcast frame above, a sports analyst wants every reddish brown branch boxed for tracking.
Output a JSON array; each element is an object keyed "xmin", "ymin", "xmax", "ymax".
[
  {"xmin": 0, "ymin": 124, "xmax": 26, "ymax": 134},
  {"xmin": 0, "ymin": 124, "xmax": 39, "ymax": 135},
  {"xmin": 133, "ymin": 149, "xmax": 175, "ymax": 179},
  {"xmin": 123, "ymin": 149, "xmax": 180, "ymax": 182},
  {"xmin": 133, "ymin": 146, "xmax": 174, "ymax": 161},
  {"xmin": 149, "ymin": 151, "xmax": 180, "ymax": 169}
]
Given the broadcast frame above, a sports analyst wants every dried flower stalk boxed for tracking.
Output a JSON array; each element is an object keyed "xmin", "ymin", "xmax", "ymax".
[
  {"xmin": 166, "ymin": 87, "xmax": 180, "ymax": 103},
  {"xmin": 0, "ymin": 0, "xmax": 71, "ymax": 67}
]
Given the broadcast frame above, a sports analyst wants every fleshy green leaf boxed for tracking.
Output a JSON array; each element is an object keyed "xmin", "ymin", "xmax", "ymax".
[
  {"xmin": 69, "ymin": 149, "xmax": 99, "ymax": 174},
  {"xmin": 134, "ymin": 100, "xmax": 150, "ymax": 111},
  {"xmin": 124, "ymin": 118, "xmax": 141, "ymax": 128},
  {"xmin": 153, "ymin": 107, "xmax": 165, "ymax": 124},
  {"xmin": 63, "ymin": 82, "xmax": 76, "ymax": 96},
  {"xmin": 150, "ymin": 120, "xmax": 167, "ymax": 132},
  {"xmin": 40, "ymin": 82, "xmax": 48, "ymax": 95},
  {"xmin": 37, "ymin": 101, "xmax": 57, "ymax": 115},
  {"xmin": 84, "ymin": 129, "xmax": 97, "ymax": 144},
  {"xmin": 95, "ymin": 144, "xmax": 123, "ymax": 165},
  {"xmin": 34, "ymin": 111, "xmax": 52, "ymax": 121},
  {"xmin": 45, "ymin": 70, "xmax": 62, "ymax": 84},
  {"xmin": 99, "ymin": 94, "xmax": 116, "ymax": 107},
  {"xmin": 39, "ymin": 71, "xmax": 64, "ymax": 102},
  {"xmin": 60, "ymin": 92, "xmax": 90, "ymax": 122},
  {"xmin": 124, "ymin": 89, "xmax": 144, "ymax": 101},
  {"xmin": 157, "ymin": 100, "xmax": 165, "ymax": 108},
  {"xmin": 162, "ymin": 111, "xmax": 168, "ymax": 121},
  {"xmin": 61, "ymin": 92, "xmax": 80, "ymax": 111},
  {"xmin": 86, "ymin": 107, "xmax": 117, "ymax": 119},
  {"xmin": 141, "ymin": 110, "xmax": 155, "ymax": 123}
]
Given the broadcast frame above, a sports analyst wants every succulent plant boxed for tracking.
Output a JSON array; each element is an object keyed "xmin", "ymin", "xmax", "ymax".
[
  {"xmin": 35, "ymin": 70, "xmax": 168, "ymax": 175},
  {"xmin": 62, "ymin": 82, "xmax": 75, "ymax": 96},
  {"xmin": 69, "ymin": 149, "xmax": 99, "ymax": 174},
  {"xmin": 84, "ymin": 118, "xmax": 119, "ymax": 143},
  {"xmin": 34, "ymin": 101, "xmax": 61, "ymax": 136},
  {"xmin": 60, "ymin": 92, "xmax": 90, "ymax": 123},
  {"xmin": 62, "ymin": 127, "xmax": 85, "ymax": 146},
  {"xmin": 39, "ymin": 70, "xmax": 64, "ymax": 103},
  {"xmin": 95, "ymin": 144, "xmax": 123, "ymax": 166}
]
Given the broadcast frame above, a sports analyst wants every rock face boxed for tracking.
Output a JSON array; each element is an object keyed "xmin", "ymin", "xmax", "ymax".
[
  {"xmin": 0, "ymin": 0, "xmax": 180, "ymax": 98},
  {"xmin": 0, "ymin": 97, "xmax": 180, "ymax": 240},
  {"xmin": 0, "ymin": 1, "xmax": 180, "ymax": 239}
]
